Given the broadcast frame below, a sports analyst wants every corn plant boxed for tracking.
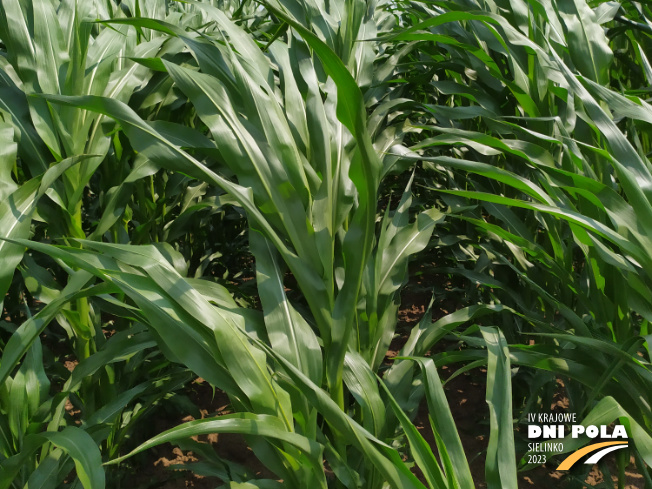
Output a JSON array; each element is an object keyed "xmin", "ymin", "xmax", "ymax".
[
  {"xmin": 394, "ymin": 0, "xmax": 652, "ymax": 483},
  {"xmin": 0, "ymin": 1, "xmax": 212, "ymax": 486},
  {"xmin": 3, "ymin": 0, "xmax": 652, "ymax": 488},
  {"xmin": 1, "ymin": 0, "xmax": 527, "ymax": 488}
]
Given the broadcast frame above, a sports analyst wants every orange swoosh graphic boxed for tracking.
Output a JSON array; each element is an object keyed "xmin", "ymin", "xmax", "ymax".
[{"xmin": 556, "ymin": 441, "xmax": 628, "ymax": 470}]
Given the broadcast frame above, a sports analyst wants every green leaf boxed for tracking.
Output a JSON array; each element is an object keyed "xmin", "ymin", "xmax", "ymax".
[
  {"xmin": 481, "ymin": 327, "xmax": 517, "ymax": 489},
  {"xmin": 109, "ymin": 412, "xmax": 323, "ymax": 465},
  {"xmin": 378, "ymin": 373, "xmax": 449, "ymax": 489},
  {"xmin": 409, "ymin": 357, "xmax": 475, "ymax": 489},
  {"xmin": 558, "ymin": 0, "xmax": 613, "ymax": 84},
  {"xmin": 251, "ymin": 232, "xmax": 323, "ymax": 385},
  {"xmin": 0, "ymin": 427, "xmax": 104, "ymax": 489}
]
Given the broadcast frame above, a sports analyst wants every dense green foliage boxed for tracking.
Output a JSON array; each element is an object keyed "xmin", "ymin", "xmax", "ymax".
[{"xmin": 1, "ymin": 0, "xmax": 652, "ymax": 488}]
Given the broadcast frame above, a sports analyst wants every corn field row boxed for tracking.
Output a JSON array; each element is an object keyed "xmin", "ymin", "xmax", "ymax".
[{"xmin": 1, "ymin": 0, "xmax": 652, "ymax": 487}]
